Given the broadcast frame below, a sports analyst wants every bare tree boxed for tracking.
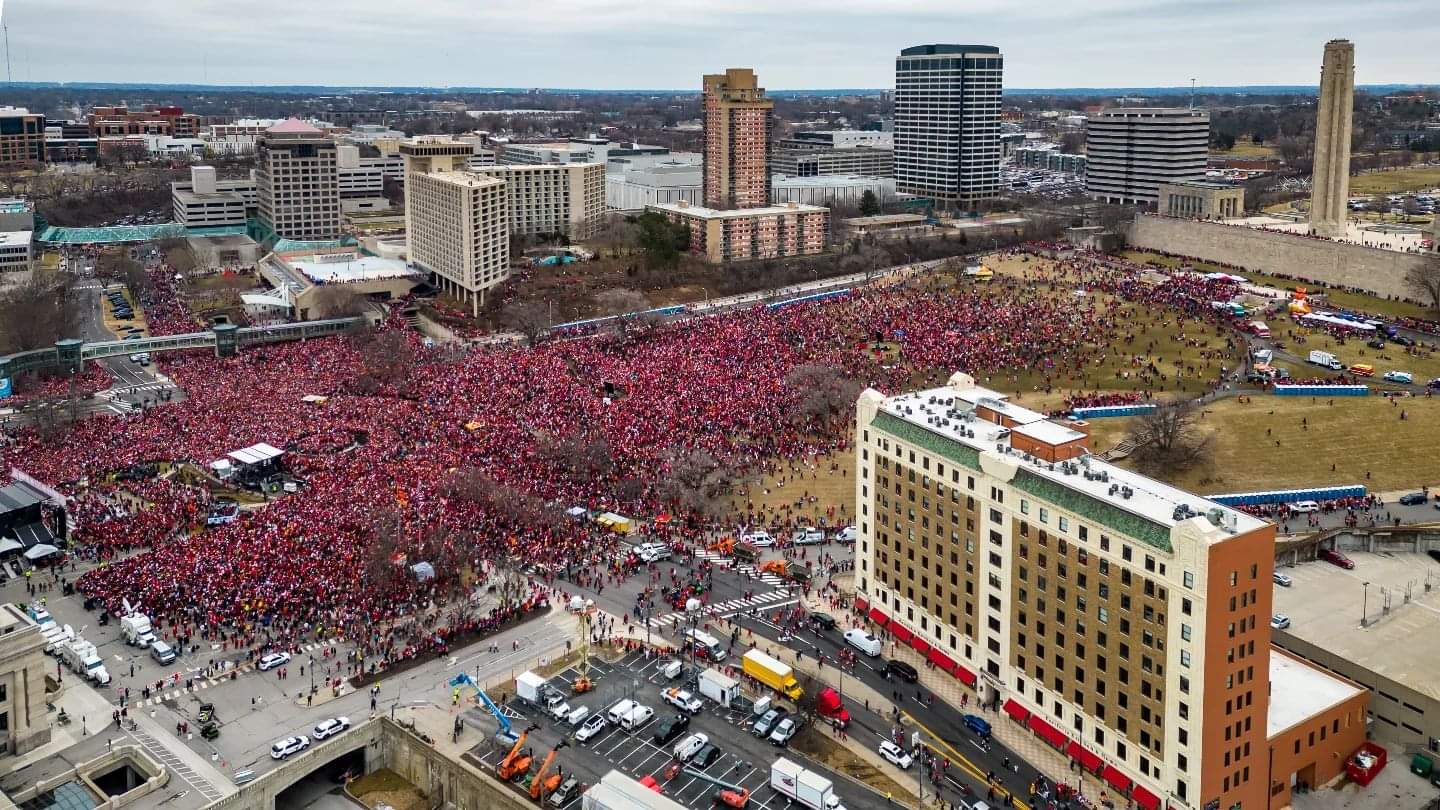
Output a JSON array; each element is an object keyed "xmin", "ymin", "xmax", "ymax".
[
  {"xmin": 350, "ymin": 330, "xmax": 416, "ymax": 392},
  {"xmin": 656, "ymin": 446, "xmax": 729, "ymax": 516},
  {"xmin": 594, "ymin": 288, "xmax": 654, "ymax": 337},
  {"xmin": 0, "ymin": 274, "xmax": 80, "ymax": 354},
  {"xmin": 784, "ymin": 364, "xmax": 862, "ymax": 426},
  {"xmin": 309, "ymin": 286, "xmax": 369, "ymax": 319},
  {"xmin": 1407, "ymin": 257, "xmax": 1440, "ymax": 311},
  {"xmin": 1126, "ymin": 401, "xmax": 1213, "ymax": 475},
  {"xmin": 500, "ymin": 301, "xmax": 551, "ymax": 346}
]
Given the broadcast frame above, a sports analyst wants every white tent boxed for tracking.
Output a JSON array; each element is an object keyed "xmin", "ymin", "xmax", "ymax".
[
  {"xmin": 0, "ymin": 538, "xmax": 22, "ymax": 555},
  {"xmin": 23, "ymin": 543, "xmax": 59, "ymax": 560},
  {"xmin": 227, "ymin": 442, "xmax": 285, "ymax": 467}
]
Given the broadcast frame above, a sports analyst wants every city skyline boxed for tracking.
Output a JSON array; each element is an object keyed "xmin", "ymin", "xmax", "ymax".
[{"xmin": 5, "ymin": 0, "xmax": 1438, "ymax": 89}]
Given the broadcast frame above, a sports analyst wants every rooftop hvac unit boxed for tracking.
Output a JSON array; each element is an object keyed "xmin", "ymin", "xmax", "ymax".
[
  {"xmin": 1226, "ymin": 513, "xmax": 1239, "ymax": 532},
  {"xmin": 1079, "ymin": 456, "xmax": 1091, "ymax": 468},
  {"xmin": 1099, "ymin": 471, "xmax": 1109, "ymax": 483},
  {"xmin": 1109, "ymin": 484, "xmax": 1120, "ymax": 496},
  {"xmin": 1206, "ymin": 507, "xmax": 1225, "ymax": 527}
]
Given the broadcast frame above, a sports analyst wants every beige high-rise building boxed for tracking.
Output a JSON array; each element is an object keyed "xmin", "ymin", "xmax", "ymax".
[
  {"xmin": 703, "ymin": 68, "xmax": 774, "ymax": 210},
  {"xmin": 256, "ymin": 119, "xmax": 342, "ymax": 241},
  {"xmin": 471, "ymin": 163, "xmax": 605, "ymax": 240},
  {"xmin": 1309, "ymin": 40, "xmax": 1355, "ymax": 239},
  {"xmin": 400, "ymin": 138, "xmax": 510, "ymax": 316}
]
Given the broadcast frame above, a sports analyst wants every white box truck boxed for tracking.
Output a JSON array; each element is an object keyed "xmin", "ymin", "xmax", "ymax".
[
  {"xmin": 1308, "ymin": 350, "xmax": 1343, "ymax": 371},
  {"xmin": 121, "ymin": 613, "xmax": 156, "ymax": 648},
  {"xmin": 698, "ymin": 668, "xmax": 741, "ymax": 708},
  {"xmin": 771, "ymin": 758, "xmax": 845, "ymax": 810},
  {"xmin": 61, "ymin": 638, "xmax": 112, "ymax": 684}
]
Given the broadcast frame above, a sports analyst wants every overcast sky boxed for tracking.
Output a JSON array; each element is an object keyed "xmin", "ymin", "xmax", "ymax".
[{"xmin": 5, "ymin": 0, "xmax": 1438, "ymax": 89}]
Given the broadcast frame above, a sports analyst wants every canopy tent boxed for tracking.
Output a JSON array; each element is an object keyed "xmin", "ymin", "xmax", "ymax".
[
  {"xmin": 410, "ymin": 562, "xmax": 435, "ymax": 581},
  {"xmin": 227, "ymin": 442, "xmax": 285, "ymax": 467},
  {"xmin": 0, "ymin": 538, "xmax": 22, "ymax": 555},
  {"xmin": 11, "ymin": 521, "xmax": 57, "ymax": 548},
  {"xmin": 23, "ymin": 543, "xmax": 59, "ymax": 560}
]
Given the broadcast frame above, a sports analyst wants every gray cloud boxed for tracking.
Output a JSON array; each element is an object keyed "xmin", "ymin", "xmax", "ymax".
[{"xmin": 2, "ymin": 0, "xmax": 1436, "ymax": 88}]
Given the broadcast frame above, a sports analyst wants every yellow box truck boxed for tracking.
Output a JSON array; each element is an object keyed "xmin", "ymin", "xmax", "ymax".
[{"xmin": 742, "ymin": 649, "xmax": 802, "ymax": 700}]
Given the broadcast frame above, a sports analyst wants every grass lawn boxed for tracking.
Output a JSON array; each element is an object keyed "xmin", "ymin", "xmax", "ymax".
[
  {"xmin": 1086, "ymin": 395, "xmax": 1440, "ymax": 495},
  {"xmin": 727, "ymin": 451, "xmax": 856, "ymax": 528},
  {"xmin": 1351, "ymin": 166, "xmax": 1440, "ymax": 195},
  {"xmin": 1122, "ymin": 250, "xmax": 1436, "ymax": 322},
  {"xmin": 1212, "ymin": 140, "xmax": 1277, "ymax": 158}
]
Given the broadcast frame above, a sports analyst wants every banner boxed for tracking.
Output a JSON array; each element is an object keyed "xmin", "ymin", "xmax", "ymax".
[{"xmin": 0, "ymin": 377, "xmax": 10, "ymax": 398}]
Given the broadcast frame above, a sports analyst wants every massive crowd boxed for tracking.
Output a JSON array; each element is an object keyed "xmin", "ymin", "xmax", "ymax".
[{"xmin": 0, "ymin": 246, "xmax": 1250, "ymax": 669}]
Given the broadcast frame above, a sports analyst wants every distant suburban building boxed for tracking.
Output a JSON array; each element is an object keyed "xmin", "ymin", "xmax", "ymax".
[
  {"xmin": 1158, "ymin": 181, "xmax": 1244, "ymax": 219},
  {"xmin": 400, "ymin": 138, "xmax": 510, "ymax": 316},
  {"xmin": 647, "ymin": 201, "xmax": 828, "ymax": 263},
  {"xmin": 703, "ymin": 68, "xmax": 774, "ymax": 210},
  {"xmin": 255, "ymin": 119, "xmax": 342, "ymax": 241},
  {"xmin": 1085, "ymin": 108, "xmax": 1210, "ymax": 205},
  {"xmin": 172, "ymin": 166, "xmax": 258, "ymax": 228},
  {"xmin": 1014, "ymin": 147, "xmax": 1087, "ymax": 175},
  {"xmin": 607, "ymin": 161, "xmax": 704, "ymax": 211},
  {"xmin": 500, "ymin": 141, "xmax": 603, "ymax": 165},
  {"xmin": 771, "ymin": 175, "xmax": 897, "ymax": 207},
  {"xmin": 772, "ymin": 147, "xmax": 894, "ymax": 179},
  {"xmin": 0, "ymin": 603, "xmax": 50, "ymax": 757},
  {"xmin": 0, "ymin": 230, "xmax": 33, "ymax": 278},
  {"xmin": 43, "ymin": 124, "xmax": 97, "ymax": 164},
  {"xmin": 894, "ymin": 44, "xmax": 1004, "ymax": 206},
  {"xmin": 0, "ymin": 107, "xmax": 46, "ymax": 168},
  {"xmin": 471, "ymin": 163, "xmax": 605, "ymax": 240},
  {"xmin": 777, "ymin": 130, "xmax": 893, "ymax": 151},
  {"xmin": 86, "ymin": 105, "xmax": 200, "ymax": 137}
]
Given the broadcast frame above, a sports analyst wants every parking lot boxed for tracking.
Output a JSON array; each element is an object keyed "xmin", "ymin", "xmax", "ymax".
[{"xmin": 467, "ymin": 650, "xmax": 893, "ymax": 810}]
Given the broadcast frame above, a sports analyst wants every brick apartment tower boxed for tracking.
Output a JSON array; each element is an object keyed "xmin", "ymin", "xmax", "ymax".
[
  {"xmin": 1309, "ymin": 39, "xmax": 1355, "ymax": 239},
  {"xmin": 702, "ymin": 68, "xmax": 773, "ymax": 210}
]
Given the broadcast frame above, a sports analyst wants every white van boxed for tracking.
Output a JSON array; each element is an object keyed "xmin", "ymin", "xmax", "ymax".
[
  {"xmin": 606, "ymin": 699, "xmax": 638, "ymax": 726},
  {"xmin": 150, "ymin": 640, "xmax": 177, "ymax": 665},
  {"xmin": 637, "ymin": 543, "xmax": 672, "ymax": 563},
  {"xmin": 674, "ymin": 732, "xmax": 709, "ymax": 762},
  {"xmin": 565, "ymin": 706, "xmax": 591, "ymax": 727},
  {"xmin": 618, "ymin": 703, "xmax": 654, "ymax": 732},
  {"xmin": 844, "ymin": 628, "xmax": 882, "ymax": 657},
  {"xmin": 682, "ymin": 628, "xmax": 726, "ymax": 661}
]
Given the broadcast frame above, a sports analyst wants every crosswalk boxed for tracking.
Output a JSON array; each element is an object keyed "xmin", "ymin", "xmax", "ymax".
[
  {"xmin": 95, "ymin": 383, "xmax": 175, "ymax": 415},
  {"xmin": 130, "ymin": 640, "xmax": 333, "ymax": 708},
  {"xmin": 691, "ymin": 551, "xmax": 788, "ymax": 588},
  {"xmin": 127, "ymin": 726, "xmax": 223, "ymax": 800},
  {"xmin": 645, "ymin": 589, "xmax": 794, "ymax": 628}
]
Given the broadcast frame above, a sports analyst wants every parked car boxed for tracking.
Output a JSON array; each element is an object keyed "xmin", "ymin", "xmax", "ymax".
[
  {"xmin": 1288, "ymin": 500, "xmax": 1320, "ymax": 514},
  {"xmin": 753, "ymin": 709, "xmax": 786, "ymax": 737},
  {"xmin": 1367, "ymin": 339, "xmax": 1387, "ymax": 349},
  {"xmin": 882, "ymin": 659, "xmax": 919, "ymax": 683},
  {"xmin": 962, "ymin": 714, "xmax": 991, "ymax": 738},
  {"xmin": 1400, "ymin": 492, "xmax": 1428, "ymax": 506},
  {"xmin": 270, "ymin": 735, "xmax": 310, "ymax": 759},
  {"xmin": 1383, "ymin": 371, "xmax": 1414, "ymax": 385},
  {"xmin": 1272, "ymin": 572, "xmax": 1293, "ymax": 587},
  {"xmin": 258, "ymin": 652, "xmax": 291, "ymax": 671},
  {"xmin": 651, "ymin": 713, "xmax": 690, "ymax": 745},
  {"xmin": 1348, "ymin": 364, "xmax": 1375, "ymax": 377},
  {"xmin": 313, "ymin": 717, "xmax": 351, "ymax": 740},
  {"xmin": 791, "ymin": 527, "xmax": 825, "ymax": 545},
  {"xmin": 674, "ymin": 732, "xmax": 709, "ymax": 762},
  {"xmin": 809, "ymin": 612, "xmax": 837, "ymax": 631},
  {"xmin": 1320, "ymin": 548, "xmax": 1356, "ymax": 570},
  {"xmin": 692, "ymin": 742, "xmax": 721, "ymax": 767},
  {"xmin": 663, "ymin": 688, "xmax": 703, "ymax": 714},
  {"xmin": 878, "ymin": 740, "xmax": 914, "ymax": 769},
  {"xmin": 768, "ymin": 717, "xmax": 799, "ymax": 746},
  {"xmin": 1270, "ymin": 615, "xmax": 1292, "ymax": 630},
  {"xmin": 575, "ymin": 714, "xmax": 608, "ymax": 743}
]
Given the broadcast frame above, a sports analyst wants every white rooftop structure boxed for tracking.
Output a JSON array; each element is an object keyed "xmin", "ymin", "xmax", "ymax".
[
  {"xmin": 0, "ymin": 231, "xmax": 33, "ymax": 249},
  {"xmin": 286, "ymin": 252, "xmax": 419, "ymax": 284},
  {"xmin": 226, "ymin": 442, "xmax": 284, "ymax": 466},
  {"xmin": 1267, "ymin": 650, "xmax": 1364, "ymax": 736},
  {"xmin": 880, "ymin": 374, "xmax": 1267, "ymax": 534}
]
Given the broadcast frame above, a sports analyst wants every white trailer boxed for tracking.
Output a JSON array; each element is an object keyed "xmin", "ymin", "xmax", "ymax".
[
  {"xmin": 771, "ymin": 758, "xmax": 845, "ymax": 810},
  {"xmin": 698, "ymin": 668, "xmax": 741, "ymax": 708}
]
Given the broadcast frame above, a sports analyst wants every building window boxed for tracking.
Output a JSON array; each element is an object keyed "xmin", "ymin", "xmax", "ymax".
[
  {"xmin": 1180, "ymin": 650, "xmax": 1191, "ymax": 668},
  {"xmin": 1039, "ymin": 508, "xmax": 1049, "ymax": 524},
  {"xmin": 1183, "ymin": 571, "xmax": 1194, "ymax": 589},
  {"xmin": 1058, "ymin": 517, "xmax": 1069, "ymax": 532},
  {"xmin": 1020, "ymin": 500, "xmax": 1029, "ymax": 515},
  {"xmin": 1181, "ymin": 623, "xmax": 1192, "ymax": 642}
]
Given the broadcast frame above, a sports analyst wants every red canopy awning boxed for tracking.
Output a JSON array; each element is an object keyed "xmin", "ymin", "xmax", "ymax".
[
  {"xmin": 1131, "ymin": 785, "xmax": 1161, "ymax": 810},
  {"xmin": 954, "ymin": 665, "xmax": 978, "ymax": 687},
  {"xmin": 854, "ymin": 596, "xmax": 869, "ymax": 613},
  {"xmin": 869, "ymin": 607, "xmax": 889, "ymax": 627},
  {"xmin": 910, "ymin": 635, "xmax": 931, "ymax": 656},
  {"xmin": 1067, "ymin": 741, "xmax": 1102, "ymax": 773},
  {"xmin": 1102, "ymin": 765, "xmax": 1133, "ymax": 793},
  {"xmin": 1002, "ymin": 699, "xmax": 1030, "ymax": 723},
  {"xmin": 927, "ymin": 648, "xmax": 957, "ymax": 673},
  {"xmin": 889, "ymin": 623, "xmax": 914, "ymax": 644},
  {"xmin": 1027, "ymin": 715, "xmax": 1068, "ymax": 749}
]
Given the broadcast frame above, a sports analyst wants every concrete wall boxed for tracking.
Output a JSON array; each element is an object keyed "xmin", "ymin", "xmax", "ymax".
[
  {"xmin": 1126, "ymin": 215, "xmax": 1433, "ymax": 300},
  {"xmin": 7, "ymin": 745, "xmax": 168, "ymax": 810},
  {"xmin": 201, "ymin": 717, "xmax": 531, "ymax": 810}
]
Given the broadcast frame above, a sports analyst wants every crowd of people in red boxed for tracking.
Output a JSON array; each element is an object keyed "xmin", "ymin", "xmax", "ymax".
[{"xmin": 0, "ymin": 246, "xmax": 1251, "ymax": 672}]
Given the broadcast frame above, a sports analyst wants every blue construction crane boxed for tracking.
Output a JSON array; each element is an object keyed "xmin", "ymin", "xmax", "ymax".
[{"xmin": 450, "ymin": 672, "xmax": 519, "ymax": 744}]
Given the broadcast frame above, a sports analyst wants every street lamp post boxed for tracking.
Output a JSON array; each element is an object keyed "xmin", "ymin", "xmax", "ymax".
[{"xmin": 1362, "ymin": 581, "xmax": 1371, "ymax": 626}]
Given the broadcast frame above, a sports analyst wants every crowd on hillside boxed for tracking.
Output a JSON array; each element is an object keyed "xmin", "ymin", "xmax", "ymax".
[{"xmin": 0, "ymin": 246, "xmax": 1252, "ymax": 666}]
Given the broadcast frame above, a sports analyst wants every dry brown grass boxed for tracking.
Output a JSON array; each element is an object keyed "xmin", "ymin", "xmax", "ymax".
[
  {"xmin": 727, "ymin": 451, "xmax": 856, "ymax": 527},
  {"xmin": 792, "ymin": 728, "xmax": 917, "ymax": 805},
  {"xmin": 1086, "ymin": 395, "xmax": 1440, "ymax": 494}
]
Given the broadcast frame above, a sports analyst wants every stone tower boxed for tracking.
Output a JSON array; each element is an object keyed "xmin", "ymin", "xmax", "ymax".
[{"xmin": 1309, "ymin": 39, "xmax": 1355, "ymax": 239}]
